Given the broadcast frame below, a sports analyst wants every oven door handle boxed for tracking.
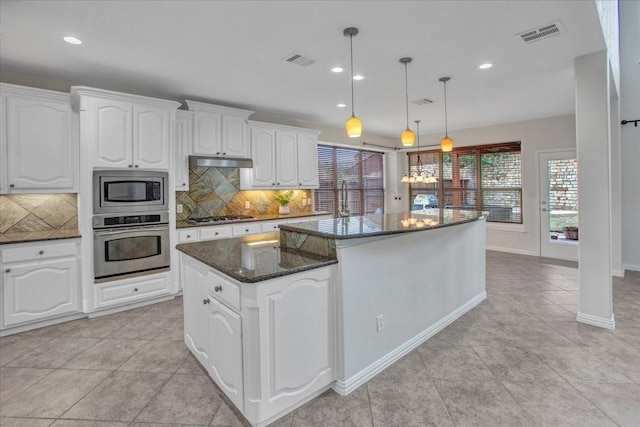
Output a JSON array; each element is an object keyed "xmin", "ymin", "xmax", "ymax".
[{"xmin": 94, "ymin": 226, "xmax": 169, "ymax": 236}]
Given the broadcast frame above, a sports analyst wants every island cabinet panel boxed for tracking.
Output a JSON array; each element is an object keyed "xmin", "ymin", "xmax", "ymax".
[
  {"xmin": 182, "ymin": 257, "xmax": 212, "ymax": 368},
  {"xmin": 267, "ymin": 277, "xmax": 332, "ymax": 397},
  {"xmin": 180, "ymin": 251, "xmax": 335, "ymax": 427},
  {"xmin": 207, "ymin": 297, "xmax": 243, "ymax": 411}
]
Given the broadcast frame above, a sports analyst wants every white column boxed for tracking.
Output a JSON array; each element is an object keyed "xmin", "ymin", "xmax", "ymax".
[{"xmin": 575, "ymin": 50, "xmax": 615, "ymax": 329}]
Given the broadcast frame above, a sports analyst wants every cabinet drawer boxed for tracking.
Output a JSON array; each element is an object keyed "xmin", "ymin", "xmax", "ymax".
[
  {"xmin": 200, "ymin": 226, "xmax": 232, "ymax": 241},
  {"xmin": 2, "ymin": 242, "xmax": 76, "ymax": 263},
  {"xmin": 232, "ymin": 223, "xmax": 261, "ymax": 237},
  {"xmin": 95, "ymin": 273, "xmax": 171, "ymax": 308},
  {"xmin": 178, "ymin": 229, "xmax": 198, "ymax": 243},
  {"xmin": 207, "ymin": 272, "xmax": 240, "ymax": 311},
  {"xmin": 260, "ymin": 221, "xmax": 286, "ymax": 233}
]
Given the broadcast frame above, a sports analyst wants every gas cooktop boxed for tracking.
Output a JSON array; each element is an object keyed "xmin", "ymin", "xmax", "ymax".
[{"xmin": 187, "ymin": 215, "xmax": 255, "ymax": 224}]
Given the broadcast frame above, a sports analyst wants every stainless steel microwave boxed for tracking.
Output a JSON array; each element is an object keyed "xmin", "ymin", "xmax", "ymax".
[{"xmin": 93, "ymin": 170, "xmax": 168, "ymax": 214}]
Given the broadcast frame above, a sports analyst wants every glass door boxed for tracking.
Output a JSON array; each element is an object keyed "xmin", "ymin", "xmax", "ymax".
[{"xmin": 539, "ymin": 151, "xmax": 578, "ymax": 261}]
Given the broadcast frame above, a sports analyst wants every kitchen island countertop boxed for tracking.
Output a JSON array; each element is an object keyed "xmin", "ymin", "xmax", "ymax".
[
  {"xmin": 278, "ymin": 209, "xmax": 487, "ymax": 240},
  {"xmin": 176, "ymin": 232, "xmax": 337, "ymax": 283}
]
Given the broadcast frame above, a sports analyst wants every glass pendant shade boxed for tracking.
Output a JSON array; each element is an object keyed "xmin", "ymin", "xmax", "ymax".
[
  {"xmin": 345, "ymin": 115, "xmax": 362, "ymax": 138},
  {"xmin": 401, "ymin": 128, "xmax": 415, "ymax": 146},
  {"xmin": 441, "ymin": 136, "xmax": 454, "ymax": 152}
]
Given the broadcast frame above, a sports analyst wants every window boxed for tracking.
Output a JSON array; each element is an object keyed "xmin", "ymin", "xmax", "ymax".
[
  {"xmin": 316, "ymin": 145, "xmax": 384, "ymax": 216},
  {"xmin": 407, "ymin": 142, "xmax": 522, "ymax": 223}
]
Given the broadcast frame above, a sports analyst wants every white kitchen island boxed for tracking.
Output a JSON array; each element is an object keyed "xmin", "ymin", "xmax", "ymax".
[
  {"xmin": 178, "ymin": 209, "xmax": 487, "ymax": 426},
  {"xmin": 278, "ymin": 209, "xmax": 488, "ymax": 395}
]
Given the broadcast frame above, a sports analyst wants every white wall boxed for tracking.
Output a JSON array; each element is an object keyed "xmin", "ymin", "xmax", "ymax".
[
  {"xmin": 620, "ymin": 0, "xmax": 640, "ymax": 271},
  {"xmin": 402, "ymin": 115, "xmax": 577, "ymax": 256}
]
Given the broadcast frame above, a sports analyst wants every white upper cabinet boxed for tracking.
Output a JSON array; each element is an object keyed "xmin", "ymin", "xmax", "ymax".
[
  {"xmin": 296, "ymin": 132, "xmax": 319, "ymax": 188},
  {"xmin": 276, "ymin": 131, "xmax": 298, "ymax": 187},
  {"xmin": 174, "ymin": 110, "xmax": 192, "ymax": 190},
  {"xmin": 241, "ymin": 121, "xmax": 320, "ymax": 189},
  {"xmin": 0, "ymin": 83, "xmax": 78, "ymax": 193},
  {"xmin": 71, "ymin": 86, "xmax": 180, "ymax": 170},
  {"xmin": 185, "ymin": 100, "xmax": 252, "ymax": 158}
]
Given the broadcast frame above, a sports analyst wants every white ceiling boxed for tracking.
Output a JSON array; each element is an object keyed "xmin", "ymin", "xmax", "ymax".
[{"xmin": 0, "ymin": 0, "xmax": 605, "ymax": 140}]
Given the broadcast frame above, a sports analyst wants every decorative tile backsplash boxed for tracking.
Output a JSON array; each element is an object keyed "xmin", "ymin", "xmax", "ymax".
[
  {"xmin": 0, "ymin": 194, "xmax": 78, "ymax": 234},
  {"xmin": 175, "ymin": 166, "xmax": 313, "ymax": 220}
]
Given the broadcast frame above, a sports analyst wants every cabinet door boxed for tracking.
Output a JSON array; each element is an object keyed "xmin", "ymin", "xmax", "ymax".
[
  {"xmin": 174, "ymin": 111, "xmax": 192, "ymax": 190},
  {"xmin": 3, "ymin": 259, "xmax": 79, "ymax": 327},
  {"xmin": 5, "ymin": 95, "xmax": 76, "ymax": 190},
  {"xmin": 92, "ymin": 99, "xmax": 133, "ymax": 168},
  {"xmin": 296, "ymin": 133, "xmax": 319, "ymax": 188},
  {"xmin": 264, "ymin": 275, "xmax": 333, "ymax": 406},
  {"xmin": 250, "ymin": 128, "xmax": 276, "ymax": 187},
  {"xmin": 134, "ymin": 104, "xmax": 171, "ymax": 169},
  {"xmin": 275, "ymin": 131, "xmax": 298, "ymax": 188},
  {"xmin": 192, "ymin": 111, "xmax": 221, "ymax": 156},
  {"xmin": 182, "ymin": 258, "xmax": 211, "ymax": 367},
  {"xmin": 221, "ymin": 115, "xmax": 248, "ymax": 158},
  {"xmin": 208, "ymin": 297, "xmax": 243, "ymax": 411}
]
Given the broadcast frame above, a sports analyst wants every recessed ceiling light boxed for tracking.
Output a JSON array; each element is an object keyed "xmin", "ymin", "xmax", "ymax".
[
  {"xmin": 62, "ymin": 36, "xmax": 82, "ymax": 45},
  {"xmin": 332, "ymin": 67, "xmax": 344, "ymax": 73},
  {"xmin": 478, "ymin": 62, "xmax": 494, "ymax": 70},
  {"xmin": 353, "ymin": 75, "xmax": 364, "ymax": 81},
  {"xmin": 337, "ymin": 103, "xmax": 347, "ymax": 108}
]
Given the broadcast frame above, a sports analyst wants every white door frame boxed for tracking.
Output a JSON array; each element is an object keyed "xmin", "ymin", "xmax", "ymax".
[{"xmin": 538, "ymin": 149, "xmax": 579, "ymax": 261}]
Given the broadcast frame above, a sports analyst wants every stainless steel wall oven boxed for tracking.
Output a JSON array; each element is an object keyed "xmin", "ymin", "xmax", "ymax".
[{"xmin": 93, "ymin": 212, "xmax": 170, "ymax": 279}]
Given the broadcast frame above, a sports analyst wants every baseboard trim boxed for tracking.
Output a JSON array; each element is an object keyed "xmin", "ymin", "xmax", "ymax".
[
  {"xmin": 0, "ymin": 312, "xmax": 87, "ymax": 337},
  {"xmin": 623, "ymin": 263, "xmax": 640, "ymax": 272},
  {"xmin": 577, "ymin": 311, "xmax": 615, "ymax": 330},
  {"xmin": 612, "ymin": 269, "xmax": 625, "ymax": 278},
  {"xmin": 486, "ymin": 246, "xmax": 537, "ymax": 256},
  {"xmin": 332, "ymin": 291, "xmax": 487, "ymax": 396}
]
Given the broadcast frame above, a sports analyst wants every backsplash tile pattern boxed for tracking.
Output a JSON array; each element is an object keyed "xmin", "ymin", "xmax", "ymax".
[
  {"xmin": 0, "ymin": 194, "xmax": 78, "ymax": 234},
  {"xmin": 176, "ymin": 166, "xmax": 312, "ymax": 221}
]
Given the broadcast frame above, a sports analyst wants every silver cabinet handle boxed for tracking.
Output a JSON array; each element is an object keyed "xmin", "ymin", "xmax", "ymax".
[
  {"xmin": 134, "ymin": 165, "xmax": 139, "ymax": 168},
  {"xmin": 38, "ymin": 250, "xmax": 44, "ymax": 255},
  {"xmin": 214, "ymin": 286, "xmax": 222, "ymax": 292},
  {"xmin": 9, "ymin": 184, "xmax": 15, "ymax": 188},
  {"xmin": 272, "ymin": 183, "xmax": 276, "ymax": 186},
  {"xmin": 214, "ymin": 232, "xmax": 219, "ymax": 235},
  {"xmin": 128, "ymin": 165, "xmax": 133, "ymax": 168},
  {"xmin": 5, "ymin": 268, "xmax": 10, "ymax": 273},
  {"xmin": 216, "ymin": 152, "xmax": 220, "ymax": 155},
  {"xmin": 203, "ymin": 298, "xmax": 210, "ymax": 304},
  {"xmin": 133, "ymin": 287, "xmax": 138, "ymax": 292},
  {"xmin": 182, "ymin": 182, "xmax": 186, "ymax": 186},
  {"xmin": 222, "ymin": 152, "xmax": 226, "ymax": 155},
  {"xmin": 186, "ymin": 234, "xmax": 191, "ymax": 239}
]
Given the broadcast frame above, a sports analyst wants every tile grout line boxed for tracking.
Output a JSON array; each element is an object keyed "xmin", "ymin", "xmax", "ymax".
[
  {"xmin": 414, "ymin": 346, "xmax": 456, "ymax": 426},
  {"xmin": 364, "ymin": 383, "xmax": 375, "ymax": 427}
]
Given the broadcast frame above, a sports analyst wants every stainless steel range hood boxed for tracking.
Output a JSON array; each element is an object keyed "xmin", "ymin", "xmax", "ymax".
[{"xmin": 189, "ymin": 156, "xmax": 253, "ymax": 168}]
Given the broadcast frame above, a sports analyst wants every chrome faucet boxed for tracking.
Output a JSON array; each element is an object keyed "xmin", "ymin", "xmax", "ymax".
[{"xmin": 339, "ymin": 180, "xmax": 350, "ymax": 217}]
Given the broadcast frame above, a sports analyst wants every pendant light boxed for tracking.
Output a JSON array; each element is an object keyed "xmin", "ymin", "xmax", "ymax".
[
  {"xmin": 439, "ymin": 76, "xmax": 453, "ymax": 152},
  {"xmin": 400, "ymin": 57, "xmax": 415, "ymax": 146},
  {"xmin": 344, "ymin": 27, "xmax": 362, "ymax": 138}
]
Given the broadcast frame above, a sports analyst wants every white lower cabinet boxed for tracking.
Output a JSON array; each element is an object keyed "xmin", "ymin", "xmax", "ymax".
[
  {"xmin": 181, "ymin": 253, "xmax": 335, "ymax": 426},
  {"xmin": 94, "ymin": 271, "xmax": 171, "ymax": 309},
  {"xmin": 1, "ymin": 240, "xmax": 80, "ymax": 328}
]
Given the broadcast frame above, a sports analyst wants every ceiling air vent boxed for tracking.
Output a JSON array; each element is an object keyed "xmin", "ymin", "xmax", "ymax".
[
  {"xmin": 284, "ymin": 53, "xmax": 316, "ymax": 67},
  {"xmin": 517, "ymin": 21, "xmax": 564, "ymax": 44},
  {"xmin": 412, "ymin": 98, "xmax": 435, "ymax": 106}
]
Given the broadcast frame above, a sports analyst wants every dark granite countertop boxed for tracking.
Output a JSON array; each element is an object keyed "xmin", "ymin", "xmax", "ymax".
[
  {"xmin": 0, "ymin": 230, "xmax": 81, "ymax": 245},
  {"xmin": 278, "ymin": 209, "xmax": 487, "ymax": 240},
  {"xmin": 176, "ymin": 232, "xmax": 337, "ymax": 283},
  {"xmin": 176, "ymin": 211, "xmax": 332, "ymax": 229}
]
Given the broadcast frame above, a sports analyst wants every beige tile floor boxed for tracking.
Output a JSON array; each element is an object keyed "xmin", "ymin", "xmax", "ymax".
[{"xmin": 1, "ymin": 251, "xmax": 639, "ymax": 426}]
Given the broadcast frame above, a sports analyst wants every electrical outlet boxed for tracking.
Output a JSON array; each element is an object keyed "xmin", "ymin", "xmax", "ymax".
[
  {"xmin": 376, "ymin": 314, "xmax": 384, "ymax": 332},
  {"xmin": 177, "ymin": 204, "xmax": 183, "ymax": 214},
  {"xmin": 245, "ymin": 201, "xmax": 250, "ymax": 209}
]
